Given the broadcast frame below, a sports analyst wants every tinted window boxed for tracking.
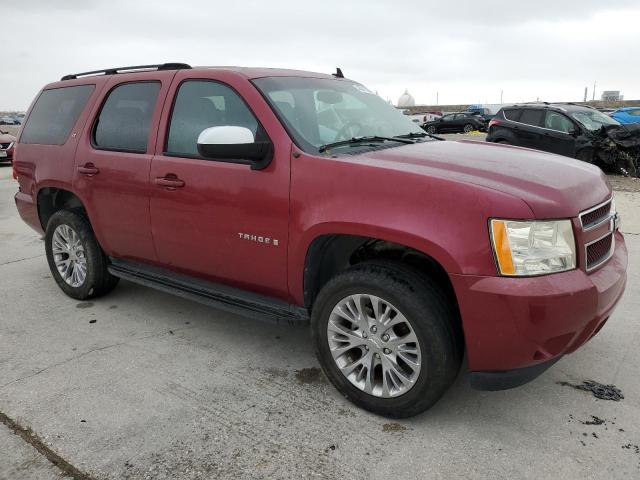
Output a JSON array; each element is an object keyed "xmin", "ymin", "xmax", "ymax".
[
  {"xmin": 167, "ymin": 80, "xmax": 259, "ymax": 157},
  {"xmin": 503, "ymin": 109, "xmax": 521, "ymax": 121},
  {"xmin": 544, "ymin": 111, "xmax": 575, "ymax": 133},
  {"xmin": 21, "ymin": 85, "xmax": 94, "ymax": 145},
  {"xmin": 519, "ymin": 109, "xmax": 544, "ymax": 127},
  {"xmin": 94, "ymin": 82, "xmax": 160, "ymax": 152},
  {"xmin": 628, "ymin": 109, "xmax": 640, "ymax": 116}
]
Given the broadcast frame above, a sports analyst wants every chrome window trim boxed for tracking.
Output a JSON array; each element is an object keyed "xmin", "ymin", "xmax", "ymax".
[
  {"xmin": 585, "ymin": 230, "xmax": 615, "ymax": 273},
  {"xmin": 501, "ymin": 109, "xmax": 577, "ymax": 134},
  {"xmin": 579, "ymin": 197, "xmax": 613, "ymax": 231}
]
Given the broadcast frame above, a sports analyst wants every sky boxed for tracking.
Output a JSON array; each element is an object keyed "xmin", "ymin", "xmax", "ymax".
[{"xmin": 1, "ymin": 0, "xmax": 640, "ymax": 110}]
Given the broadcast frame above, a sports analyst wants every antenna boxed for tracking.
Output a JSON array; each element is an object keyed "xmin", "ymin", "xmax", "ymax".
[{"xmin": 333, "ymin": 67, "xmax": 344, "ymax": 78}]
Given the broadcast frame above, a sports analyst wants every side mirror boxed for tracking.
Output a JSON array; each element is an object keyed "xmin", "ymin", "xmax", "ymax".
[
  {"xmin": 568, "ymin": 127, "xmax": 579, "ymax": 137},
  {"xmin": 197, "ymin": 126, "xmax": 273, "ymax": 170}
]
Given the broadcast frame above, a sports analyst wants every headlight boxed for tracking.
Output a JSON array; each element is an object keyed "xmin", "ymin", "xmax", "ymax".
[{"xmin": 490, "ymin": 219, "xmax": 576, "ymax": 276}]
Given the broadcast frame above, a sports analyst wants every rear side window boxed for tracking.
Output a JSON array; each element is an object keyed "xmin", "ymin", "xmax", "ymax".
[
  {"xmin": 628, "ymin": 109, "xmax": 640, "ymax": 116},
  {"xmin": 94, "ymin": 82, "xmax": 161, "ymax": 153},
  {"xmin": 20, "ymin": 85, "xmax": 95, "ymax": 145},
  {"xmin": 166, "ymin": 80, "xmax": 259, "ymax": 157},
  {"xmin": 519, "ymin": 109, "xmax": 544, "ymax": 127},
  {"xmin": 503, "ymin": 109, "xmax": 521, "ymax": 121}
]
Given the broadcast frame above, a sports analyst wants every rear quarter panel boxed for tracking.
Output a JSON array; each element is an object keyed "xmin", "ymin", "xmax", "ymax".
[{"xmin": 15, "ymin": 78, "xmax": 110, "ymax": 229}]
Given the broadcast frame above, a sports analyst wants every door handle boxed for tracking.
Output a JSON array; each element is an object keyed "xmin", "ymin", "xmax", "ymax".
[
  {"xmin": 78, "ymin": 163, "xmax": 99, "ymax": 176},
  {"xmin": 155, "ymin": 176, "xmax": 185, "ymax": 189}
]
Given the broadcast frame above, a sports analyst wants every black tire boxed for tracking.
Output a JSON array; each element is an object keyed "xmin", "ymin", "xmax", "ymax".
[
  {"xmin": 463, "ymin": 124, "xmax": 474, "ymax": 133},
  {"xmin": 495, "ymin": 139, "xmax": 510, "ymax": 145},
  {"xmin": 311, "ymin": 260, "xmax": 463, "ymax": 418},
  {"xmin": 44, "ymin": 209, "xmax": 119, "ymax": 300},
  {"xmin": 426, "ymin": 125, "xmax": 437, "ymax": 134}
]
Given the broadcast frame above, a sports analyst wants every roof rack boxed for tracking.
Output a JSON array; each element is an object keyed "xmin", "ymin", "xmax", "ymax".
[{"xmin": 61, "ymin": 63, "xmax": 192, "ymax": 81}]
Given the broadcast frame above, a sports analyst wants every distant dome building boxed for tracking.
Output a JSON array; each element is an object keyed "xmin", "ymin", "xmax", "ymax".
[{"xmin": 397, "ymin": 89, "xmax": 415, "ymax": 107}]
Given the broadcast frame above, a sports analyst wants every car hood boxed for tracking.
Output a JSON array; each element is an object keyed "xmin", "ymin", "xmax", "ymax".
[
  {"xmin": 351, "ymin": 140, "xmax": 611, "ymax": 218},
  {"xmin": 0, "ymin": 132, "xmax": 16, "ymax": 144}
]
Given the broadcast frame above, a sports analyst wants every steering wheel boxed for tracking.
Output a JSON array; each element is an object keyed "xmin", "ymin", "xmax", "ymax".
[{"xmin": 334, "ymin": 121, "xmax": 364, "ymax": 141}]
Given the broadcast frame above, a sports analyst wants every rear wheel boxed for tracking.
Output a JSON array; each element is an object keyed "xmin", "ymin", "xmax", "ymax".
[
  {"xmin": 463, "ymin": 123, "xmax": 474, "ymax": 133},
  {"xmin": 45, "ymin": 210, "xmax": 119, "ymax": 300},
  {"xmin": 311, "ymin": 261, "xmax": 462, "ymax": 418}
]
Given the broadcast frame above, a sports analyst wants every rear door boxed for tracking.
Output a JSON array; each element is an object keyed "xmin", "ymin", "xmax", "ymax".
[
  {"xmin": 73, "ymin": 72, "xmax": 173, "ymax": 262},
  {"xmin": 540, "ymin": 111, "xmax": 578, "ymax": 157},
  {"xmin": 148, "ymin": 71, "xmax": 291, "ymax": 300},
  {"xmin": 513, "ymin": 108, "xmax": 545, "ymax": 149}
]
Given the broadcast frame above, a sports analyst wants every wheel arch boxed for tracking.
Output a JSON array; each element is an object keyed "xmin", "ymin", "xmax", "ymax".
[
  {"xmin": 302, "ymin": 233, "xmax": 459, "ymax": 314},
  {"xmin": 36, "ymin": 186, "xmax": 86, "ymax": 230}
]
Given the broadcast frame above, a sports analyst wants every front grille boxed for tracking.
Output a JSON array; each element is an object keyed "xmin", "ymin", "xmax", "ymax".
[
  {"xmin": 586, "ymin": 233, "xmax": 614, "ymax": 271},
  {"xmin": 0, "ymin": 143, "xmax": 10, "ymax": 149},
  {"xmin": 580, "ymin": 200, "xmax": 611, "ymax": 230}
]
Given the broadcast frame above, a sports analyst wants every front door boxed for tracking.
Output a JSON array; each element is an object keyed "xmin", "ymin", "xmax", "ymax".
[
  {"xmin": 148, "ymin": 74, "xmax": 291, "ymax": 300},
  {"xmin": 541, "ymin": 111, "xmax": 578, "ymax": 158},
  {"xmin": 74, "ymin": 73, "xmax": 173, "ymax": 262}
]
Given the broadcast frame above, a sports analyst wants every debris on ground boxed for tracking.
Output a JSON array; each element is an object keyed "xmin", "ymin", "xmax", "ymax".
[
  {"xmin": 582, "ymin": 415, "xmax": 606, "ymax": 425},
  {"xmin": 382, "ymin": 423, "xmax": 407, "ymax": 433},
  {"xmin": 558, "ymin": 380, "xmax": 624, "ymax": 401}
]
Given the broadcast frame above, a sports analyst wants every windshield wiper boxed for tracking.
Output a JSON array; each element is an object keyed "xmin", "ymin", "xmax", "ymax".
[
  {"xmin": 395, "ymin": 131, "xmax": 445, "ymax": 141},
  {"xmin": 318, "ymin": 135, "xmax": 414, "ymax": 153}
]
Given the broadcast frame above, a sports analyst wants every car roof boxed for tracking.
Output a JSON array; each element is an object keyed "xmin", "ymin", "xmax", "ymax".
[{"xmin": 502, "ymin": 103, "xmax": 595, "ymax": 113}]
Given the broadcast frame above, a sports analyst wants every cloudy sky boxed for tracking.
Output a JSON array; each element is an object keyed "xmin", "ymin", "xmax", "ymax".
[{"xmin": 2, "ymin": 0, "xmax": 639, "ymax": 110}]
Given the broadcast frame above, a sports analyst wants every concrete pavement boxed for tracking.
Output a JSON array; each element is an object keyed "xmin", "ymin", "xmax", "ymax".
[{"xmin": 1, "ymin": 163, "xmax": 639, "ymax": 479}]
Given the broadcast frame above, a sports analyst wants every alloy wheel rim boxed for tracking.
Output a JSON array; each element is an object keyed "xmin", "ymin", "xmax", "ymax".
[
  {"xmin": 327, "ymin": 294, "xmax": 422, "ymax": 398},
  {"xmin": 52, "ymin": 224, "xmax": 87, "ymax": 288}
]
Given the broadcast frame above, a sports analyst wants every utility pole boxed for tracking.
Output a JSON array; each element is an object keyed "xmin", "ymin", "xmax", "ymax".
[
  {"xmin": 592, "ymin": 81, "xmax": 596, "ymax": 101},
  {"xmin": 500, "ymin": 90, "xmax": 503, "ymax": 104},
  {"xmin": 584, "ymin": 87, "xmax": 588, "ymax": 102},
  {"xmin": 436, "ymin": 92, "xmax": 439, "ymax": 105}
]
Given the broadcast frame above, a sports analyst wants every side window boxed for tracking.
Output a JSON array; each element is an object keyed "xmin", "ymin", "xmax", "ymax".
[
  {"xmin": 503, "ymin": 109, "xmax": 521, "ymax": 121},
  {"xmin": 544, "ymin": 111, "xmax": 574, "ymax": 133},
  {"xmin": 21, "ymin": 85, "xmax": 95, "ymax": 145},
  {"xmin": 519, "ymin": 109, "xmax": 544, "ymax": 127},
  {"xmin": 94, "ymin": 82, "xmax": 161, "ymax": 153},
  {"xmin": 629, "ymin": 109, "xmax": 640, "ymax": 117},
  {"xmin": 167, "ymin": 80, "xmax": 259, "ymax": 157}
]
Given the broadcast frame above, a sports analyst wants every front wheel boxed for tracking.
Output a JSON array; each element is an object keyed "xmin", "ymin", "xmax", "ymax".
[
  {"xmin": 311, "ymin": 261, "xmax": 462, "ymax": 418},
  {"xmin": 425, "ymin": 125, "xmax": 437, "ymax": 134},
  {"xmin": 463, "ymin": 123, "xmax": 474, "ymax": 133},
  {"xmin": 45, "ymin": 210, "xmax": 119, "ymax": 300}
]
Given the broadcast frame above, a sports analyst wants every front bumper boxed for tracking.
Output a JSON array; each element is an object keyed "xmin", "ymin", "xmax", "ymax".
[{"xmin": 451, "ymin": 231, "xmax": 627, "ymax": 383}]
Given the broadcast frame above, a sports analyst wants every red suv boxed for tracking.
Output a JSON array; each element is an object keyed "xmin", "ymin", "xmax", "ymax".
[{"xmin": 14, "ymin": 64, "xmax": 627, "ymax": 418}]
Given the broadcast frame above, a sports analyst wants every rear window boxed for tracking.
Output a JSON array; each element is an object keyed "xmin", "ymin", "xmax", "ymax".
[
  {"xmin": 519, "ymin": 109, "xmax": 544, "ymax": 127},
  {"xmin": 503, "ymin": 109, "xmax": 521, "ymax": 121},
  {"xmin": 20, "ymin": 85, "xmax": 95, "ymax": 145},
  {"xmin": 93, "ymin": 82, "xmax": 161, "ymax": 153}
]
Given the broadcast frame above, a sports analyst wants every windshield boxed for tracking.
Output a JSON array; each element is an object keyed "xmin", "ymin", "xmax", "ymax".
[
  {"xmin": 570, "ymin": 109, "xmax": 619, "ymax": 130},
  {"xmin": 253, "ymin": 76, "xmax": 424, "ymax": 153}
]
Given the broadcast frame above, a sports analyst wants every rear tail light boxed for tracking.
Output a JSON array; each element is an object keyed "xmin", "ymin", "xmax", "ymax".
[
  {"xmin": 11, "ymin": 143, "xmax": 18, "ymax": 180},
  {"xmin": 488, "ymin": 119, "xmax": 501, "ymax": 129}
]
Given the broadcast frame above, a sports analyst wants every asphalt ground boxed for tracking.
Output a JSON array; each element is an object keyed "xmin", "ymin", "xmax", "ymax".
[{"xmin": 1, "ymin": 158, "xmax": 639, "ymax": 479}]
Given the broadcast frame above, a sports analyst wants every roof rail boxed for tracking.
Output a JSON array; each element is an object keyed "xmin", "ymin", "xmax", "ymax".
[{"xmin": 60, "ymin": 63, "xmax": 191, "ymax": 81}]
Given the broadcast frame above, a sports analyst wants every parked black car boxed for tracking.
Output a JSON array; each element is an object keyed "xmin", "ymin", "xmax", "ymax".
[
  {"xmin": 486, "ymin": 103, "xmax": 640, "ymax": 175},
  {"xmin": 422, "ymin": 112, "xmax": 486, "ymax": 134}
]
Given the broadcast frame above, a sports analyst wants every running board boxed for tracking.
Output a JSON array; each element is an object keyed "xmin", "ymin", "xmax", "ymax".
[{"xmin": 107, "ymin": 259, "xmax": 309, "ymax": 325}]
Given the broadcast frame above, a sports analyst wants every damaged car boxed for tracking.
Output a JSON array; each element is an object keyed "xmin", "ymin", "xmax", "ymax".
[{"xmin": 486, "ymin": 103, "xmax": 640, "ymax": 176}]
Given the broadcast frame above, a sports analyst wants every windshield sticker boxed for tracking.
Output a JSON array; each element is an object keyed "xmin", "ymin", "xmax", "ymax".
[{"xmin": 352, "ymin": 84, "xmax": 374, "ymax": 95}]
